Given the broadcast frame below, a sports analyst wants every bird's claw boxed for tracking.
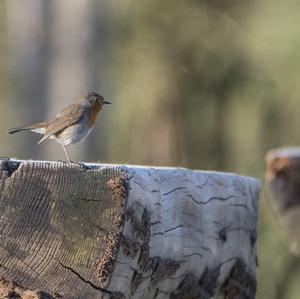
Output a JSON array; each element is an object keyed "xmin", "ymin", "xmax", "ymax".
[{"xmin": 73, "ymin": 162, "xmax": 91, "ymax": 170}]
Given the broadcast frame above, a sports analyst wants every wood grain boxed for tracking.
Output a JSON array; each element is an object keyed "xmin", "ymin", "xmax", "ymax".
[
  {"xmin": 0, "ymin": 160, "xmax": 260, "ymax": 299},
  {"xmin": 0, "ymin": 160, "xmax": 126, "ymax": 298},
  {"xmin": 105, "ymin": 167, "xmax": 260, "ymax": 299}
]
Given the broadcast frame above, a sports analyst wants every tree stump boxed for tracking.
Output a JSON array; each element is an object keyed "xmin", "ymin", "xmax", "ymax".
[
  {"xmin": 0, "ymin": 159, "xmax": 260, "ymax": 299},
  {"xmin": 265, "ymin": 147, "xmax": 300, "ymax": 254}
]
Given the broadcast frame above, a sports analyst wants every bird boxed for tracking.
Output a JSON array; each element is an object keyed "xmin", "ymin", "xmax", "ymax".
[{"xmin": 8, "ymin": 92, "xmax": 111, "ymax": 163}]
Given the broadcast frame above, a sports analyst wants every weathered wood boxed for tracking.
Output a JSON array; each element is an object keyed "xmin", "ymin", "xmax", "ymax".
[
  {"xmin": 0, "ymin": 159, "xmax": 260, "ymax": 299},
  {"xmin": 265, "ymin": 147, "xmax": 300, "ymax": 254},
  {"xmin": 0, "ymin": 275, "xmax": 56, "ymax": 299}
]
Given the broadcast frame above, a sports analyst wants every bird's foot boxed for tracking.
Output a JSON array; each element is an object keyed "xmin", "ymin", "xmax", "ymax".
[
  {"xmin": 73, "ymin": 161, "xmax": 92, "ymax": 170},
  {"xmin": 56, "ymin": 160, "xmax": 91, "ymax": 170}
]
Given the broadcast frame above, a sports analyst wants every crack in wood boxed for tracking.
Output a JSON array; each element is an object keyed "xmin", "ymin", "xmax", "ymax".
[
  {"xmin": 195, "ymin": 176, "xmax": 210, "ymax": 189},
  {"xmin": 133, "ymin": 180, "xmax": 159, "ymax": 193},
  {"xmin": 183, "ymin": 252, "xmax": 204, "ymax": 259},
  {"xmin": 57, "ymin": 260, "xmax": 112, "ymax": 295},
  {"xmin": 186, "ymin": 194, "xmax": 236, "ymax": 205},
  {"xmin": 150, "ymin": 221, "xmax": 161, "ymax": 226},
  {"xmin": 227, "ymin": 203, "xmax": 250, "ymax": 212},
  {"xmin": 165, "ymin": 224, "xmax": 184, "ymax": 233},
  {"xmin": 152, "ymin": 232, "xmax": 164, "ymax": 237},
  {"xmin": 162, "ymin": 187, "xmax": 186, "ymax": 196},
  {"xmin": 200, "ymin": 246, "xmax": 212, "ymax": 253}
]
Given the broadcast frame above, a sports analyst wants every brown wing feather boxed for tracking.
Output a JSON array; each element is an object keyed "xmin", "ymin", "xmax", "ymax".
[{"xmin": 38, "ymin": 103, "xmax": 84, "ymax": 144}]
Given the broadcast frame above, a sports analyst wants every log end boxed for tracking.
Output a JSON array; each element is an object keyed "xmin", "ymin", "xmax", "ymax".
[
  {"xmin": 265, "ymin": 147, "xmax": 300, "ymax": 254},
  {"xmin": 0, "ymin": 159, "xmax": 260, "ymax": 298}
]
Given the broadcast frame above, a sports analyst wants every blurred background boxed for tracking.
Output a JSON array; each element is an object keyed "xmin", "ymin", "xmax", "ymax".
[{"xmin": 0, "ymin": 0, "xmax": 299, "ymax": 298}]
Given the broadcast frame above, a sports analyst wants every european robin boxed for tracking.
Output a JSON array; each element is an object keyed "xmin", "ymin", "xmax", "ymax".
[{"xmin": 8, "ymin": 92, "xmax": 111, "ymax": 163}]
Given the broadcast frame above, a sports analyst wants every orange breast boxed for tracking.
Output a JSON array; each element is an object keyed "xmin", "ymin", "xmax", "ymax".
[{"xmin": 88, "ymin": 102, "xmax": 101, "ymax": 128}]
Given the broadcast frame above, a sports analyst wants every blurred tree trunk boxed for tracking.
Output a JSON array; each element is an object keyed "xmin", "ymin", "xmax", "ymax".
[
  {"xmin": 6, "ymin": 0, "xmax": 50, "ymax": 158},
  {"xmin": 265, "ymin": 147, "xmax": 300, "ymax": 299},
  {"xmin": 111, "ymin": 1, "xmax": 252, "ymax": 169},
  {"xmin": 265, "ymin": 147, "xmax": 300, "ymax": 254},
  {"xmin": 6, "ymin": 0, "xmax": 111, "ymax": 163}
]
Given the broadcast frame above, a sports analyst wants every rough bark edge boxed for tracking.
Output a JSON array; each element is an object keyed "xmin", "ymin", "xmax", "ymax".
[
  {"xmin": 122, "ymin": 205, "xmax": 181, "ymax": 295},
  {"xmin": 169, "ymin": 259, "xmax": 256, "ymax": 299},
  {"xmin": 95, "ymin": 175, "xmax": 129, "ymax": 287},
  {"xmin": 220, "ymin": 259, "xmax": 256, "ymax": 299},
  {"xmin": 0, "ymin": 275, "xmax": 58, "ymax": 299},
  {"xmin": 170, "ymin": 267, "xmax": 220, "ymax": 299},
  {"xmin": 0, "ymin": 159, "xmax": 130, "ymax": 297}
]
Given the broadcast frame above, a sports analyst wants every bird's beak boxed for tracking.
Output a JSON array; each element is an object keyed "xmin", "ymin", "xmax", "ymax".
[{"xmin": 104, "ymin": 100, "xmax": 112, "ymax": 105}]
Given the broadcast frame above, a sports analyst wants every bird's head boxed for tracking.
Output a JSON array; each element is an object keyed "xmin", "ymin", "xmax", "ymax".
[{"xmin": 85, "ymin": 92, "xmax": 112, "ymax": 107}]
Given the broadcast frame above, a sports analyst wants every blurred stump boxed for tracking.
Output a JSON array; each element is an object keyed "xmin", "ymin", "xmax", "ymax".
[
  {"xmin": 265, "ymin": 147, "xmax": 300, "ymax": 254},
  {"xmin": 0, "ymin": 159, "xmax": 260, "ymax": 299}
]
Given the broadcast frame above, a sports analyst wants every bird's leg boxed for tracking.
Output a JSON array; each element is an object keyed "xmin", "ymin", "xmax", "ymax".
[
  {"xmin": 60, "ymin": 144, "xmax": 91, "ymax": 170},
  {"xmin": 61, "ymin": 144, "xmax": 71, "ymax": 164}
]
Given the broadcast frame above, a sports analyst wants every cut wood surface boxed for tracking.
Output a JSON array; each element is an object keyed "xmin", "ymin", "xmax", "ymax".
[
  {"xmin": 265, "ymin": 147, "xmax": 300, "ymax": 254},
  {"xmin": 0, "ymin": 159, "xmax": 260, "ymax": 299}
]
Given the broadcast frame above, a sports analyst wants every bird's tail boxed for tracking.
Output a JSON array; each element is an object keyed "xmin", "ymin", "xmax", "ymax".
[
  {"xmin": 8, "ymin": 126, "xmax": 33, "ymax": 134},
  {"xmin": 8, "ymin": 122, "xmax": 48, "ymax": 135}
]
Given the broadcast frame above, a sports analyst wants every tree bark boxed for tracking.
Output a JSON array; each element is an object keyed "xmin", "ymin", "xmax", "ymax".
[
  {"xmin": 0, "ymin": 159, "xmax": 260, "ymax": 299},
  {"xmin": 265, "ymin": 147, "xmax": 300, "ymax": 254}
]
